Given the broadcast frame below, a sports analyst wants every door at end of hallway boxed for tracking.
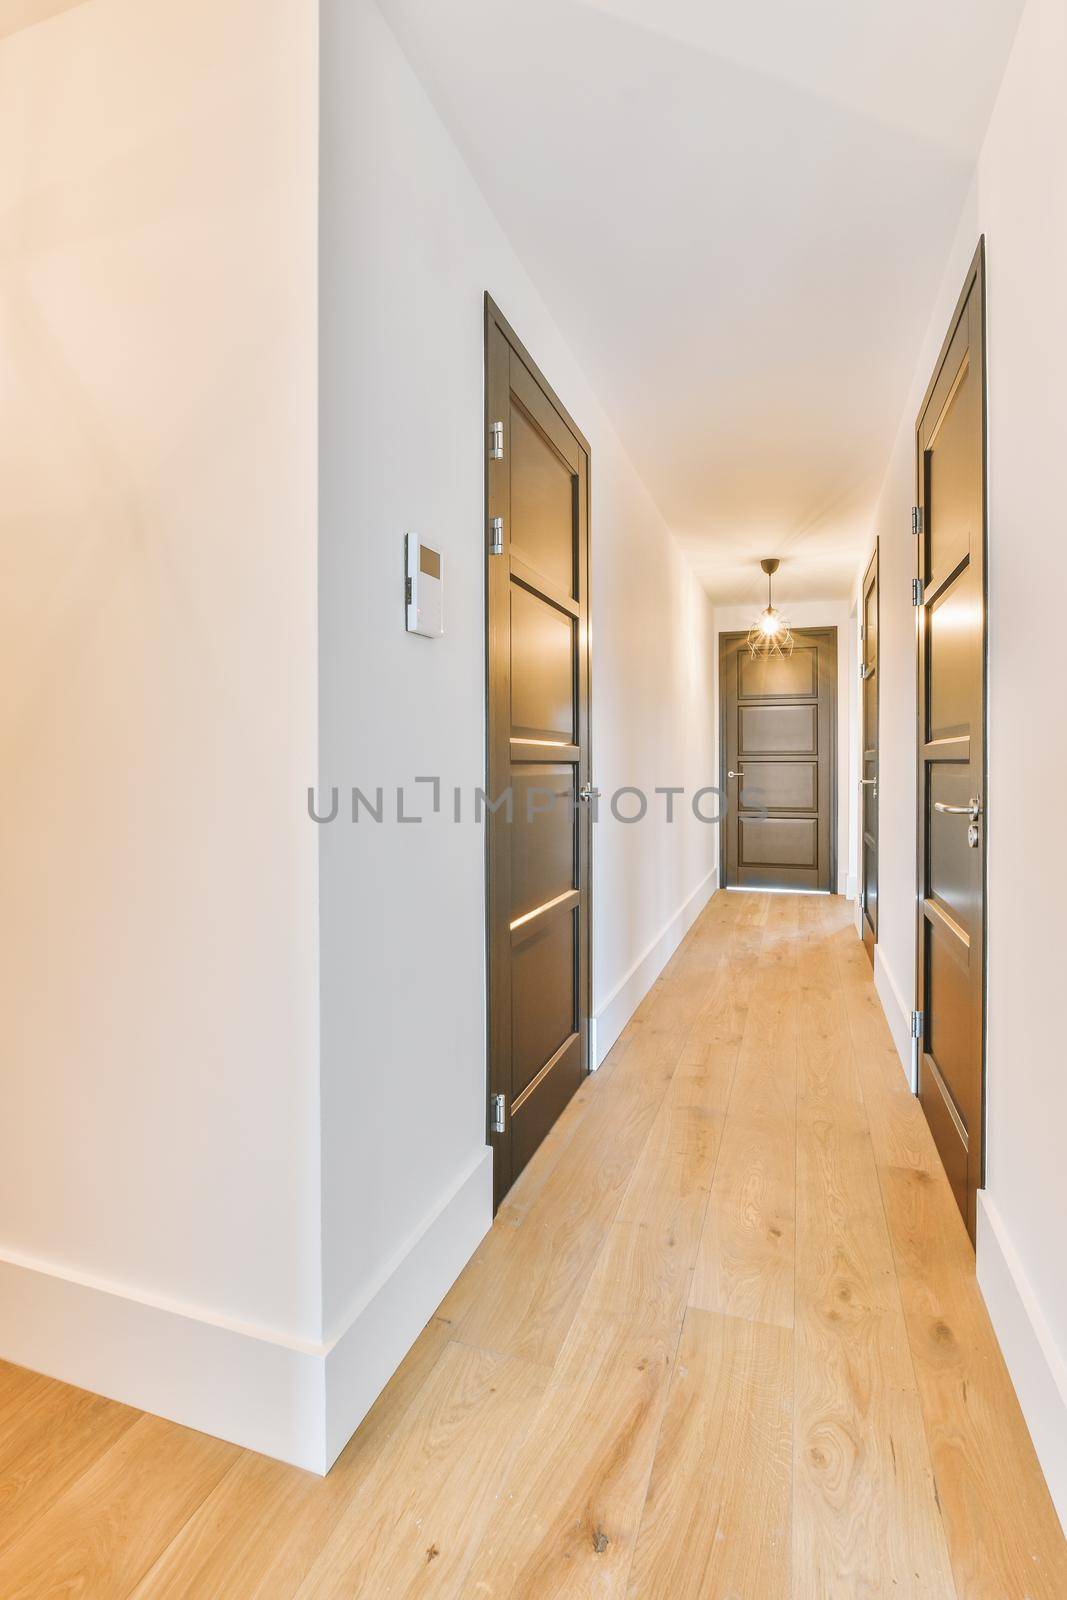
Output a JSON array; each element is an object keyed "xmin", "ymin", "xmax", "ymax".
[{"xmin": 720, "ymin": 628, "xmax": 838, "ymax": 894}]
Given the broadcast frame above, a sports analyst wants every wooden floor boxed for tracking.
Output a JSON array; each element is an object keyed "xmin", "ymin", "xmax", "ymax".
[{"xmin": 2, "ymin": 893, "xmax": 1065, "ymax": 1598}]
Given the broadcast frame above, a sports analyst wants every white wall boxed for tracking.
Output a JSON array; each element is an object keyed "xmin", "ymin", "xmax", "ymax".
[
  {"xmin": 867, "ymin": 0, "xmax": 1067, "ymax": 1526},
  {"xmin": 317, "ymin": 0, "xmax": 717, "ymax": 1455},
  {"xmin": 712, "ymin": 601, "xmax": 855, "ymax": 897},
  {"xmin": 0, "ymin": 0, "xmax": 717, "ymax": 1474},
  {"xmin": 0, "ymin": 0, "xmax": 324, "ymax": 1462}
]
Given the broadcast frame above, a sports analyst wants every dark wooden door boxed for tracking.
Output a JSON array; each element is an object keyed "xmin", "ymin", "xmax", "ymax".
[
  {"xmin": 485, "ymin": 295, "xmax": 591, "ymax": 1209},
  {"xmin": 860, "ymin": 546, "xmax": 879, "ymax": 960},
  {"xmin": 915, "ymin": 241, "xmax": 987, "ymax": 1244},
  {"xmin": 721, "ymin": 629, "xmax": 837, "ymax": 892}
]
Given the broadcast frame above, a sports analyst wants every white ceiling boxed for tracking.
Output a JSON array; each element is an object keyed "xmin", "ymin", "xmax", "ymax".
[{"xmin": 379, "ymin": 0, "xmax": 1023, "ymax": 604}]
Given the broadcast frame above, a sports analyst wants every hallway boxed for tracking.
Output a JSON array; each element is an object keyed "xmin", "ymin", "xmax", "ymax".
[{"xmin": 0, "ymin": 891, "xmax": 1063, "ymax": 1597}]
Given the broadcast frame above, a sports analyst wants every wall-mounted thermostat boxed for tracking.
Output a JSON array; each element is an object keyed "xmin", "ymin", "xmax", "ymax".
[{"xmin": 405, "ymin": 533, "xmax": 443, "ymax": 638}]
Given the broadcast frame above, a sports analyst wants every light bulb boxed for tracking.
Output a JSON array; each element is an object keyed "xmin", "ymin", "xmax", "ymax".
[{"xmin": 759, "ymin": 608, "xmax": 781, "ymax": 637}]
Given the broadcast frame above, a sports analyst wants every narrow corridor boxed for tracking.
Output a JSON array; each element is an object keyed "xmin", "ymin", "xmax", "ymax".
[{"xmin": 0, "ymin": 893, "xmax": 1064, "ymax": 1597}]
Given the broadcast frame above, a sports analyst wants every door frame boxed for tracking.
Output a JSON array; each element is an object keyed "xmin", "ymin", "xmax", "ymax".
[
  {"xmin": 717, "ymin": 625, "xmax": 838, "ymax": 894},
  {"xmin": 860, "ymin": 542, "xmax": 879, "ymax": 960},
  {"xmin": 483, "ymin": 292, "xmax": 593, "ymax": 1207},
  {"xmin": 913, "ymin": 237, "xmax": 988, "ymax": 1238}
]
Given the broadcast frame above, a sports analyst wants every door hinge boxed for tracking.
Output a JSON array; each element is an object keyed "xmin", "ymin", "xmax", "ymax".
[
  {"xmin": 912, "ymin": 577, "xmax": 924, "ymax": 606},
  {"xmin": 490, "ymin": 1093, "xmax": 506, "ymax": 1134},
  {"xmin": 859, "ymin": 622, "xmax": 865, "ymax": 641},
  {"xmin": 489, "ymin": 516, "xmax": 504, "ymax": 556},
  {"xmin": 911, "ymin": 505, "xmax": 923, "ymax": 536},
  {"xmin": 489, "ymin": 420, "xmax": 504, "ymax": 460},
  {"xmin": 911, "ymin": 1010, "xmax": 924, "ymax": 1039}
]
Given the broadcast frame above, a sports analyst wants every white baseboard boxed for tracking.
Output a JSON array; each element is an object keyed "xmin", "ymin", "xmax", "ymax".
[
  {"xmin": 323, "ymin": 1147, "xmax": 492, "ymax": 1468},
  {"xmin": 0, "ymin": 1249, "xmax": 326, "ymax": 1470},
  {"xmin": 873, "ymin": 944, "xmax": 914, "ymax": 1087},
  {"xmin": 977, "ymin": 1193, "xmax": 1067, "ymax": 1533},
  {"xmin": 0, "ymin": 1146, "xmax": 493, "ymax": 1475},
  {"xmin": 593, "ymin": 866, "xmax": 718, "ymax": 1066}
]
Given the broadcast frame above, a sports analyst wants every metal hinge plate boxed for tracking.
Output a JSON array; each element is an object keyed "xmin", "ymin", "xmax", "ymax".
[
  {"xmin": 490, "ymin": 1093, "xmax": 506, "ymax": 1134},
  {"xmin": 911, "ymin": 1010, "xmax": 924, "ymax": 1039},
  {"xmin": 490, "ymin": 420, "xmax": 504, "ymax": 460},
  {"xmin": 912, "ymin": 505, "xmax": 923, "ymax": 535},
  {"xmin": 489, "ymin": 517, "xmax": 504, "ymax": 556},
  {"xmin": 912, "ymin": 577, "xmax": 924, "ymax": 606}
]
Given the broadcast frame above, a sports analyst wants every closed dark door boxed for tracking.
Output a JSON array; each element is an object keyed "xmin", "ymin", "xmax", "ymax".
[
  {"xmin": 485, "ymin": 296, "xmax": 591, "ymax": 1209},
  {"xmin": 915, "ymin": 242, "xmax": 987, "ymax": 1244},
  {"xmin": 860, "ymin": 546, "xmax": 879, "ymax": 960},
  {"xmin": 721, "ymin": 629, "xmax": 837, "ymax": 892}
]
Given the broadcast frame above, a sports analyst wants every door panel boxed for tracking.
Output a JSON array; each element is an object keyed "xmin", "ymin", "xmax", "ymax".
[
  {"xmin": 509, "ymin": 587, "xmax": 576, "ymax": 741},
  {"xmin": 739, "ymin": 647, "xmax": 817, "ymax": 699},
  {"xmin": 926, "ymin": 342, "xmax": 979, "ymax": 586},
  {"xmin": 915, "ymin": 241, "xmax": 986, "ymax": 1245},
  {"xmin": 509, "ymin": 403, "xmax": 577, "ymax": 596},
  {"xmin": 511, "ymin": 912, "xmax": 576, "ymax": 1095},
  {"xmin": 927, "ymin": 580, "xmax": 978, "ymax": 739},
  {"xmin": 740, "ymin": 703, "xmax": 817, "ymax": 755},
  {"xmin": 740, "ymin": 815, "xmax": 817, "ymax": 868},
  {"xmin": 722, "ymin": 627, "xmax": 836, "ymax": 892},
  {"xmin": 860, "ymin": 545, "xmax": 879, "ymax": 960},
  {"xmin": 925, "ymin": 922, "xmax": 976, "ymax": 1125},
  {"xmin": 745, "ymin": 761, "xmax": 817, "ymax": 811},
  {"xmin": 510, "ymin": 767, "xmax": 575, "ymax": 920},
  {"xmin": 487, "ymin": 296, "xmax": 591, "ymax": 1209}
]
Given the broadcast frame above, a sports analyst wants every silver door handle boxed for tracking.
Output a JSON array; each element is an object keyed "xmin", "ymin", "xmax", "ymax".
[
  {"xmin": 577, "ymin": 784, "xmax": 596, "ymax": 803},
  {"xmin": 934, "ymin": 796, "xmax": 981, "ymax": 820},
  {"xmin": 727, "ymin": 770, "xmax": 745, "ymax": 779},
  {"xmin": 859, "ymin": 777, "xmax": 877, "ymax": 786}
]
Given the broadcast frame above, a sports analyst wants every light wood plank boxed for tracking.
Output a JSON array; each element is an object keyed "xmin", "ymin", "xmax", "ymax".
[
  {"xmin": 726, "ymin": 982, "xmax": 800, "ymax": 1119},
  {"xmin": 0, "ymin": 1375, "xmax": 140, "ymax": 1558},
  {"xmin": 833, "ymin": 911, "xmax": 1067, "ymax": 1594},
  {"xmin": 0, "ymin": 1414, "xmax": 239, "ymax": 1600},
  {"xmin": 839, "ymin": 965, "xmax": 937, "ymax": 1173},
  {"xmin": 687, "ymin": 905, "xmax": 801, "ymax": 1329},
  {"xmin": 440, "ymin": 1026, "xmax": 679, "ymax": 1366},
  {"xmin": 879, "ymin": 1162, "xmax": 1067, "ymax": 1599},
  {"xmin": 293, "ymin": 1342, "xmax": 548, "ymax": 1600},
  {"xmin": 0, "ymin": 1363, "xmax": 51, "ymax": 1425},
  {"xmin": 796, "ymin": 928, "xmax": 867, "ymax": 1126},
  {"xmin": 792, "ymin": 1104, "xmax": 957, "ymax": 1594},
  {"xmin": 457, "ymin": 1307, "xmax": 676, "ymax": 1598},
  {"xmin": 689, "ymin": 1112, "xmax": 796, "ymax": 1328},
  {"xmin": 627, "ymin": 1308, "xmax": 792, "ymax": 1600},
  {"xmin": 455, "ymin": 1035, "xmax": 727, "ymax": 1598},
  {"xmin": 590, "ymin": 1067, "xmax": 727, "ymax": 1326},
  {"xmin": 132, "ymin": 1313, "xmax": 456, "ymax": 1599}
]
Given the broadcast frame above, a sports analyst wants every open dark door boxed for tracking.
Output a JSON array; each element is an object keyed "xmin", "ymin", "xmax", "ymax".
[
  {"xmin": 860, "ymin": 545, "xmax": 879, "ymax": 961},
  {"xmin": 485, "ymin": 295, "xmax": 592, "ymax": 1209},
  {"xmin": 915, "ymin": 241, "xmax": 987, "ymax": 1244}
]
